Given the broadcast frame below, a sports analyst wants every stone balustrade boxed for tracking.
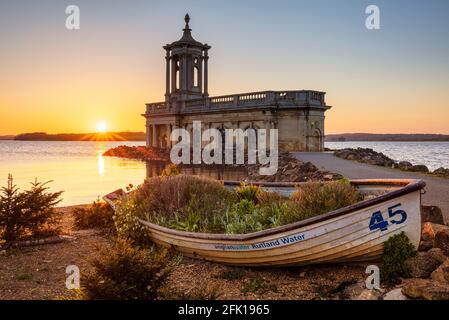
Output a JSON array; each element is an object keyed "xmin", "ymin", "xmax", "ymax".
[{"xmin": 145, "ymin": 90, "xmax": 326, "ymax": 115}]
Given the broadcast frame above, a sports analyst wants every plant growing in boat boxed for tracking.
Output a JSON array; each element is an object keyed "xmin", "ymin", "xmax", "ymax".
[{"xmin": 113, "ymin": 175, "xmax": 362, "ymax": 237}]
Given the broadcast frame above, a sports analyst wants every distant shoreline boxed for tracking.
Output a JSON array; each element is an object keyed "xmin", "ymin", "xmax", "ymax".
[
  {"xmin": 0, "ymin": 132, "xmax": 146, "ymax": 142},
  {"xmin": 325, "ymin": 133, "xmax": 449, "ymax": 142},
  {"xmin": 2, "ymin": 132, "xmax": 449, "ymax": 142}
]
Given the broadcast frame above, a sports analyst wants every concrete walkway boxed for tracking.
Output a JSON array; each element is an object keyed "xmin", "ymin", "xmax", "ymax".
[{"xmin": 293, "ymin": 152, "xmax": 449, "ymax": 221}]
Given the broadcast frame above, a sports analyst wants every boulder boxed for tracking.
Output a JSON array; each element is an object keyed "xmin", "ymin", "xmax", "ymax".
[
  {"xmin": 421, "ymin": 223, "xmax": 449, "ymax": 244},
  {"xmin": 431, "ymin": 259, "xmax": 449, "ymax": 284},
  {"xmin": 383, "ymin": 288, "xmax": 408, "ymax": 300},
  {"xmin": 421, "ymin": 206, "xmax": 445, "ymax": 225},
  {"xmin": 402, "ymin": 279, "xmax": 449, "ymax": 300},
  {"xmin": 405, "ymin": 248, "xmax": 446, "ymax": 278},
  {"xmin": 432, "ymin": 167, "xmax": 449, "ymax": 178},
  {"xmin": 356, "ymin": 289, "xmax": 382, "ymax": 300},
  {"xmin": 434, "ymin": 229, "xmax": 449, "ymax": 256},
  {"xmin": 409, "ymin": 165, "xmax": 430, "ymax": 173},
  {"xmin": 398, "ymin": 161, "xmax": 413, "ymax": 171}
]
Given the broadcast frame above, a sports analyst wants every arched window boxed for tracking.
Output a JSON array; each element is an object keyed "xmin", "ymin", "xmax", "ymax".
[
  {"xmin": 176, "ymin": 60, "xmax": 180, "ymax": 90},
  {"xmin": 193, "ymin": 57, "xmax": 199, "ymax": 87}
]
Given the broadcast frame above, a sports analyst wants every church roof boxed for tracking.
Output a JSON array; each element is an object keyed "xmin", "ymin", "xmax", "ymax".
[{"xmin": 165, "ymin": 14, "xmax": 210, "ymax": 49}]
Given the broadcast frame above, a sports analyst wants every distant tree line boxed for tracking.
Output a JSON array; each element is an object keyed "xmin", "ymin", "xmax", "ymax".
[
  {"xmin": 325, "ymin": 133, "xmax": 449, "ymax": 142},
  {"xmin": 12, "ymin": 132, "xmax": 146, "ymax": 141}
]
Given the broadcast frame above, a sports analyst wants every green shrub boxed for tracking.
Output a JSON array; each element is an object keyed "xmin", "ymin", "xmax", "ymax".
[
  {"xmin": 281, "ymin": 179, "xmax": 362, "ymax": 225},
  {"xmin": 236, "ymin": 183, "xmax": 261, "ymax": 203},
  {"xmin": 381, "ymin": 232, "xmax": 416, "ymax": 284},
  {"xmin": 113, "ymin": 192, "xmax": 153, "ymax": 247},
  {"xmin": 74, "ymin": 199, "xmax": 114, "ymax": 230},
  {"xmin": 0, "ymin": 174, "xmax": 62, "ymax": 242},
  {"xmin": 75, "ymin": 239, "xmax": 170, "ymax": 300}
]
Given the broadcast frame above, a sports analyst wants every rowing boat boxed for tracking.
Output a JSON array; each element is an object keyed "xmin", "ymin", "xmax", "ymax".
[{"xmin": 137, "ymin": 179, "xmax": 425, "ymax": 266}]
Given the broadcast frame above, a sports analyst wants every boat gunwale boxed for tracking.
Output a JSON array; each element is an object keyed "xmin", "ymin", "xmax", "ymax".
[{"xmin": 138, "ymin": 179, "xmax": 426, "ymax": 241}]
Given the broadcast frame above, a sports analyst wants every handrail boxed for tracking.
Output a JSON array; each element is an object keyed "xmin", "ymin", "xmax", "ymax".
[{"xmin": 145, "ymin": 90, "xmax": 327, "ymax": 114}]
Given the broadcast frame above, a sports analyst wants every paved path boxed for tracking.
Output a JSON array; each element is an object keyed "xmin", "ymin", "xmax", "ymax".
[{"xmin": 293, "ymin": 152, "xmax": 449, "ymax": 222}]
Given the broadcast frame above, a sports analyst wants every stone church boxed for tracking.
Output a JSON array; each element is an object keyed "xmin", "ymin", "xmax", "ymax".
[{"xmin": 143, "ymin": 14, "xmax": 331, "ymax": 152}]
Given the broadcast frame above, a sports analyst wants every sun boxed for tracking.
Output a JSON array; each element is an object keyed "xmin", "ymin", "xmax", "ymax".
[{"xmin": 96, "ymin": 121, "xmax": 108, "ymax": 133}]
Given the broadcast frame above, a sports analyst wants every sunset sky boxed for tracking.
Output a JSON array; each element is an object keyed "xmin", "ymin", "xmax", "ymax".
[{"xmin": 0, "ymin": 0, "xmax": 448, "ymax": 135}]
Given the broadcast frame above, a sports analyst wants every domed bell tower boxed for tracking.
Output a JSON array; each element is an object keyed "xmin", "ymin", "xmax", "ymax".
[{"xmin": 164, "ymin": 14, "xmax": 211, "ymax": 102}]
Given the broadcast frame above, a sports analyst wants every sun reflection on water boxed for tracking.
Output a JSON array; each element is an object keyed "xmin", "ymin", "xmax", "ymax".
[{"xmin": 97, "ymin": 145, "xmax": 105, "ymax": 176}]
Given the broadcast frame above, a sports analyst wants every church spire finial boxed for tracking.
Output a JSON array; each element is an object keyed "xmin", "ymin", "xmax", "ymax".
[{"xmin": 184, "ymin": 14, "xmax": 191, "ymax": 31}]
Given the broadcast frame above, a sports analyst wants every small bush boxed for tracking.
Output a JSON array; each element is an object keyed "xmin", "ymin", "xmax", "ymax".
[
  {"xmin": 381, "ymin": 232, "xmax": 416, "ymax": 284},
  {"xmin": 74, "ymin": 199, "xmax": 114, "ymax": 230},
  {"xmin": 281, "ymin": 179, "xmax": 361, "ymax": 225},
  {"xmin": 236, "ymin": 183, "xmax": 261, "ymax": 203},
  {"xmin": 0, "ymin": 174, "xmax": 62, "ymax": 242},
  {"xmin": 113, "ymin": 192, "xmax": 154, "ymax": 247},
  {"xmin": 75, "ymin": 239, "xmax": 170, "ymax": 300}
]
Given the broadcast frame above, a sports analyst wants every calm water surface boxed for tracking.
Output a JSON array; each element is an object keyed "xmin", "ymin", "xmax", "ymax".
[
  {"xmin": 0, "ymin": 141, "xmax": 147, "ymax": 206},
  {"xmin": 326, "ymin": 141, "xmax": 449, "ymax": 171},
  {"xmin": 1, "ymin": 140, "xmax": 448, "ymax": 206}
]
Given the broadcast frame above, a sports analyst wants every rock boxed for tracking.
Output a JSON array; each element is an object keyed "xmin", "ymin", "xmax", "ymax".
[
  {"xmin": 434, "ymin": 229, "xmax": 449, "ymax": 256},
  {"xmin": 421, "ymin": 206, "xmax": 445, "ymax": 225},
  {"xmin": 432, "ymin": 167, "xmax": 449, "ymax": 178},
  {"xmin": 334, "ymin": 148, "xmax": 395, "ymax": 168},
  {"xmin": 341, "ymin": 281, "xmax": 383, "ymax": 300},
  {"xmin": 341, "ymin": 280, "xmax": 365, "ymax": 299},
  {"xmin": 418, "ymin": 222, "xmax": 449, "ymax": 251},
  {"xmin": 383, "ymin": 288, "xmax": 408, "ymax": 300},
  {"xmin": 406, "ymin": 248, "xmax": 446, "ymax": 278},
  {"xmin": 356, "ymin": 289, "xmax": 382, "ymax": 300},
  {"xmin": 431, "ymin": 259, "xmax": 449, "ymax": 284},
  {"xmin": 398, "ymin": 161, "xmax": 413, "ymax": 171},
  {"xmin": 418, "ymin": 240, "xmax": 434, "ymax": 252},
  {"xmin": 402, "ymin": 279, "xmax": 449, "ymax": 300},
  {"xmin": 409, "ymin": 165, "xmax": 430, "ymax": 173}
]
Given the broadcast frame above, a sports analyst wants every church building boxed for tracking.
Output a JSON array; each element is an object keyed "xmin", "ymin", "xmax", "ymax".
[{"xmin": 143, "ymin": 14, "xmax": 331, "ymax": 152}]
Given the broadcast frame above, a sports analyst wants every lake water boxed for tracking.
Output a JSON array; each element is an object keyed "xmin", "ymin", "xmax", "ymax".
[
  {"xmin": 325, "ymin": 141, "xmax": 449, "ymax": 171},
  {"xmin": 1, "ymin": 140, "xmax": 448, "ymax": 206},
  {"xmin": 0, "ymin": 141, "xmax": 147, "ymax": 206}
]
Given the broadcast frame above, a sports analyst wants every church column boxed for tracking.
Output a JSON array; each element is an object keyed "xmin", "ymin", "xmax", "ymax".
[
  {"xmin": 182, "ymin": 52, "xmax": 188, "ymax": 91},
  {"xmin": 171, "ymin": 57, "xmax": 177, "ymax": 92},
  {"xmin": 152, "ymin": 125, "xmax": 158, "ymax": 148},
  {"xmin": 165, "ymin": 50, "xmax": 170, "ymax": 98},
  {"xmin": 203, "ymin": 51, "xmax": 209, "ymax": 96},
  {"xmin": 146, "ymin": 124, "xmax": 151, "ymax": 148},
  {"xmin": 198, "ymin": 57, "xmax": 203, "ymax": 90}
]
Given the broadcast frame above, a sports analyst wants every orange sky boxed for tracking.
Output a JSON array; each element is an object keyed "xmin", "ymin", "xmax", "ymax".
[{"xmin": 1, "ymin": 1, "xmax": 449, "ymax": 135}]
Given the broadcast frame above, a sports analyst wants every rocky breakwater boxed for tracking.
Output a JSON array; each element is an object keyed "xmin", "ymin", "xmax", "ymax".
[
  {"xmin": 102, "ymin": 146, "xmax": 170, "ymax": 162},
  {"xmin": 334, "ymin": 148, "xmax": 449, "ymax": 177},
  {"xmin": 246, "ymin": 152, "xmax": 343, "ymax": 183},
  {"xmin": 103, "ymin": 147, "xmax": 343, "ymax": 183}
]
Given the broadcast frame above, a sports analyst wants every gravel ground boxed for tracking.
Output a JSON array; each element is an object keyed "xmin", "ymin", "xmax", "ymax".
[{"xmin": 0, "ymin": 205, "xmax": 369, "ymax": 300}]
